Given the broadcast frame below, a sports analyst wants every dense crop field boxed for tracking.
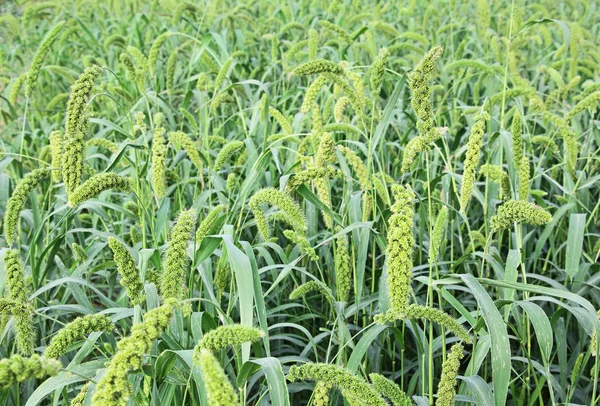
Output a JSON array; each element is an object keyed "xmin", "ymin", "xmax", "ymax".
[{"xmin": 1, "ymin": 0, "xmax": 600, "ymax": 405}]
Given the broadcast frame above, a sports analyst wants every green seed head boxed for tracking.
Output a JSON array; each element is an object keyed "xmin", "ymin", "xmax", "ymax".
[
  {"xmin": 45, "ymin": 314, "xmax": 114, "ymax": 359},
  {"xmin": 195, "ymin": 324, "xmax": 264, "ymax": 352},
  {"xmin": 249, "ymin": 188, "xmax": 306, "ymax": 240},
  {"xmin": 284, "ymin": 230, "xmax": 319, "ymax": 261},
  {"xmin": 160, "ymin": 209, "xmax": 197, "ymax": 300},
  {"xmin": 289, "ymin": 280, "xmax": 333, "ymax": 302},
  {"xmin": 25, "ymin": 21, "xmax": 64, "ymax": 98},
  {"xmin": 292, "ymin": 59, "xmax": 345, "ymax": 77},
  {"xmin": 195, "ymin": 349, "xmax": 239, "ymax": 406},
  {"xmin": 490, "ymin": 200, "xmax": 552, "ymax": 232},
  {"xmin": 459, "ymin": 111, "xmax": 490, "ymax": 212},
  {"xmin": 4, "ymin": 168, "xmax": 52, "ymax": 246},
  {"xmin": 370, "ymin": 373, "xmax": 412, "ymax": 406},
  {"xmin": 287, "ymin": 363, "xmax": 386, "ymax": 406},
  {"xmin": 370, "ymin": 47, "xmax": 389, "ymax": 95},
  {"xmin": 213, "ymin": 140, "xmax": 244, "ymax": 171},
  {"xmin": 92, "ymin": 300, "xmax": 177, "ymax": 406},
  {"xmin": 108, "ymin": 237, "xmax": 145, "ymax": 305},
  {"xmin": 68, "ymin": 172, "xmax": 131, "ymax": 207},
  {"xmin": 384, "ymin": 185, "xmax": 415, "ymax": 315},
  {"xmin": 0, "ymin": 354, "xmax": 61, "ymax": 389},
  {"xmin": 63, "ymin": 65, "xmax": 102, "ymax": 197},
  {"xmin": 428, "ymin": 206, "xmax": 448, "ymax": 266},
  {"xmin": 435, "ymin": 343, "xmax": 464, "ymax": 406}
]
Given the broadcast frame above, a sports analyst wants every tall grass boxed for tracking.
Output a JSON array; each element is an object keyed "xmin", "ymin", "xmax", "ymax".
[{"xmin": 1, "ymin": 0, "xmax": 599, "ymax": 405}]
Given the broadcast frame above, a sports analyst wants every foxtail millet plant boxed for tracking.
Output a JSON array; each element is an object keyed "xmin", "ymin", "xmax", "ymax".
[
  {"xmin": 591, "ymin": 310, "xmax": 600, "ymax": 357},
  {"xmin": 195, "ymin": 205, "xmax": 227, "ymax": 243},
  {"xmin": 0, "ymin": 298, "xmax": 34, "ymax": 316},
  {"xmin": 160, "ymin": 209, "xmax": 196, "ymax": 300},
  {"xmin": 285, "ymin": 167, "xmax": 340, "ymax": 192},
  {"xmin": 148, "ymin": 31, "xmax": 173, "ymax": 75},
  {"xmin": 289, "ymin": 280, "xmax": 334, "ymax": 303},
  {"xmin": 319, "ymin": 20, "xmax": 352, "ymax": 43},
  {"xmin": 62, "ymin": 65, "xmax": 103, "ymax": 197},
  {"xmin": 512, "ymin": 111, "xmax": 523, "ymax": 166},
  {"xmin": 91, "ymin": 299, "xmax": 178, "ymax": 406},
  {"xmin": 166, "ymin": 51, "xmax": 178, "ymax": 94},
  {"xmin": 313, "ymin": 382, "xmax": 332, "ymax": 406},
  {"xmin": 44, "ymin": 314, "xmax": 114, "ymax": 359},
  {"xmin": 428, "ymin": 206, "xmax": 448, "ymax": 265},
  {"xmin": 480, "ymin": 164, "xmax": 511, "ymax": 201},
  {"xmin": 490, "ymin": 200, "xmax": 552, "ymax": 232},
  {"xmin": 566, "ymin": 91, "xmax": 600, "ymax": 121},
  {"xmin": 269, "ymin": 106, "xmax": 293, "ymax": 135},
  {"xmin": 249, "ymin": 188, "xmax": 307, "ymax": 240},
  {"xmin": 369, "ymin": 373, "xmax": 412, "ymax": 406},
  {"xmin": 338, "ymin": 145, "xmax": 368, "ymax": 191},
  {"xmin": 459, "ymin": 110, "xmax": 490, "ymax": 212},
  {"xmin": 334, "ymin": 227, "xmax": 352, "ymax": 302},
  {"xmin": 67, "ymin": 172, "xmax": 131, "ymax": 207},
  {"xmin": 0, "ymin": 354, "xmax": 62, "ymax": 389},
  {"xmin": 25, "ymin": 21, "xmax": 64, "ymax": 97},
  {"xmin": 4, "ymin": 168, "xmax": 51, "ymax": 246},
  {"xmin": 213, "ymin": 56, "xmax": 234, "ymax": 93},
  {"xmin": 287, "ymin": 363, "xmax": 387, "ymax": 406},
  {"xmin": 519, "ymin": 154, "xmax": 530, "ymax": 200},
  {"xmin": 9, "ymin": 73, "xmax": 26, "ymax": 106},
  {"xmin": 168, "ymin": 131, "xmax": 203, "ymax": 171},
  {"xmin": 334, "ymin": 96, "xmax": 350, "ymax": 122},
  {"xmin": 195, "ymin": 349, "xmax": 239, "ymax": 406},
  {"xmin": 376, "ymin": 304, "xmax": 472, "ymax": 344},
  {"xmin": 435, "ymin": 343, "xmax": 464, "ymax": 406},
  {"xmin": 308, "ymin": 28, "xmax": 319, "ymax": 60},
  {"xmin": 194, "ymin": 324, "xmax": 264, "ymax": 352},
  {"xmin": 151, "ymin": 112, "xmax": 168, "ymax": 199},
  {"xmin": 70, "ymin": 381, "xmax": 91, "ymax": 406},
  {"xmin": 284, "ymin": 229, "xmax": 319, "ymax": 261},
  {"xmin": 119, "ymin": 52, "xmax": 136, "ymax": 80},
  {"xmin": 108, "ymin": 237, "xmax": 145, "ymax": 305},
  {"xmin": 531, "ymin": 135, "xmax": 560, "ymax": 155},
  {"xmin": 213, "ymin": 140, "xmax": 244, "ymax": 171},
  {"xmin": 2, "ymin": 249, "xmax": 36, "ymax": 355},
  {"xmin": 401, "ymin": 46, "xmax": 444, "ymax": 172},
  {"xmin": 86, "ymin": 137, "xmax": 118, "ymax": 153},
  {"xmin": 126, "ymin": 45, "xmax": 148, "ymax": 87},
  {"xmin": 71, "ymin": 243, "xmax": 87, "ymax": 262},
  {"xmin": 301, "ymin": 75, "xmax": 328, "ymax": 113},
  {"xmin": 370, "ymin": 47, "xmax": 390, "ymax": 95},
  {"xmin": 291, "ymin": 59, "xmax": 345, "ymax": 77},
  {"xmin": 380, "ymin": 184, "xmax": 415, "ymax": 316}
]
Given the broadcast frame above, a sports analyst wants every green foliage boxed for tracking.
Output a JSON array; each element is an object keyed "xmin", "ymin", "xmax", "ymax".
[{"xmin": 1, "ymin": 1, "xmax": 599, "ymax": 405}]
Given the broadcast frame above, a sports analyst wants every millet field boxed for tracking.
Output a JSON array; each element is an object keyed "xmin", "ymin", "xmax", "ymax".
[{"xmin": 0, "ymin": 0, "xmax": 600, "ymax": 405}]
